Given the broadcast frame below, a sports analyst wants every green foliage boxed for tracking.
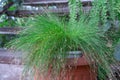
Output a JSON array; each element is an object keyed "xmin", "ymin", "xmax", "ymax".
[
  {"xmin": 0, "ymin": 0, "xmax": 23, "ymax": 20},
  {"xmin": 0, "ymin": 19, "xmax": 16, "ymax": 27},
  {"xmin": 15, "ymin": 17, "xmax": 34, "ymax": 27},
  {"xmin": 8, "ymin": 5, "xmax": 17, "ymax": 11},
  {"xmin": 9, "ymin": 16, "xmax": 115, "ymax": 80},
  {"xmin": 0, "ymin": 14, "xmax": 16, "ymax": 27},
  {"xmin": 0, "ymin": 34, "xmax": 16, "ymax": 48},
  {"xmin": 68, "ymin": 0, "xmax": 77, "ymax": 25},
  {"xmin": 114, "ymin": 1, "xmax": 120, "ymax": 19},
  {"xmin": 90, "ymin": 0, "xmax": 120, "ymax": 79},
  {"xmin": 0, "ymin": 15, "xmax": 32, "ymax": 27},
  {"xmin": 8, "ymin": 0, "xmax": 118, "ymax": 79}
]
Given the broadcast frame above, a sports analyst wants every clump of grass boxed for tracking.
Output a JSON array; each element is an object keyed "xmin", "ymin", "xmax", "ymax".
[
  {"xmin": 8, "ymin": 0, "xmax": 117, "ymax": 79},
  {"xmin": 8, "ymin": 14, "xmax": 115, "ymax": 79}
]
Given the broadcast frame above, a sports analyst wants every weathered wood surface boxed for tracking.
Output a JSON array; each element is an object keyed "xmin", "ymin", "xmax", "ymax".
[
  {"xmin": 7, "ymin": 6, "xmax": 91, "ymax": 17},
  {"xmin": 5, "ymin": 0, "xmax": 92, "ymax": 17},
  {"xmin": 0, "ymin": 64, "xmax": 26, "ymax": 80},
  {"xmin": 0, "ymin": 27, "xmax": 21, "ymax": 34},
  {"xmin": 0, "ymin": 48, "xmax": 22, "ymax": 64},
  {"xmin": 23, "ymin": 0, "xmax": 93, "ymax": 3},
  {"xmin": 23, "ymin": 0, "xmax": 92, "ymax": 8}
]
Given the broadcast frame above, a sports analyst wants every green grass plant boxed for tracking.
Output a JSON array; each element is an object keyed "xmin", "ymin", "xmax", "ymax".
[{"xmin": 8, "ymin": 0, "xmax": 118, "ymax": 80}]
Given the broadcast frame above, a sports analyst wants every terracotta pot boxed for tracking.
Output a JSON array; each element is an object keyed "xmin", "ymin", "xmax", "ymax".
[{"xmin": 34, "ymin": 51, "xmax": 97, "ymax": 80}]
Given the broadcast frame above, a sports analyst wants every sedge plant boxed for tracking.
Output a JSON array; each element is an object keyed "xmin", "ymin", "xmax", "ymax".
[{"xmin": 8, "ymin": 0, "xmax": 118, "ymax": 80}]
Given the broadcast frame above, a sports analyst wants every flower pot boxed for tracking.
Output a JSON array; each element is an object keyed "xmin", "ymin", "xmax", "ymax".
[{"xmin": 34, "ymin": 51, "xmax": 97, "ymax": 80}]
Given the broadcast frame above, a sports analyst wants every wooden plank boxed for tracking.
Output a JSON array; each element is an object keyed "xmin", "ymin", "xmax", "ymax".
[
  {"xmin": 23, "ymin": 0, "xmax": 68, "ymax": 6},
  {"xmin": 23, "ymin": 0, "xmax": 93, "ymax": 6},
  {"xmin": 6, "ymin": 6, "xmax": 91, "ymax": 17},
  {"xmin": 0, "ymin": 27, "xmax": 21, "ymax": 35},
  {"xmin": 0, "ymin": 32, "xmax": 18, "ymax": 34},
  {"xmin": 0, "ymin": 49, "xmax": 22, "ymax": 64},
  {"xmin": 23, "ymin": 0, "xmax": 93, "ymax": 3},
  {"xmin": 6, "ymin": 8, "xmax": 69, "ymax": 17}
]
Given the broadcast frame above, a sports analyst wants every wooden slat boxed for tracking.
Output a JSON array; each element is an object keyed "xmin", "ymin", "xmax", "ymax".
[
  {"xmin": 0, "ymin": 49, "xmax": 22, "ymax": 64},
  {"xmin": 23, "ymin": 0, "xmax": 93, "ymax": 3},
  {"xmin": 0, "ymin": 27, "xmax": 21, "ymax": 34},
  {"xmin": 7, "ymin": 8, "xmax": 69, "ymax": 17},
  {"xmin": 23, "ymin": 0, "xmax": 68, "ymax": 6},
  {"xmin": 23, "ymin": 0, "xmax": 93, "ymax": 6},
  {"xmin": 4, "ymin": 0, "xmax": 92, "ymax": 17},
  {"xmin": 0, "ymin": 32, "xmax": 18, "ymax": 34},
  {"xmin": 6, "ymin": 6, "xmax": 91, "ymax": 17}
]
